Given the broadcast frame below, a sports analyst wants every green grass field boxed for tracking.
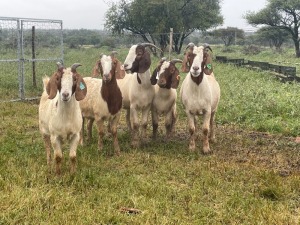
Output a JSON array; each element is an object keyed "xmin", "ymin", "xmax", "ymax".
[{"xmin": 1, "ymin": 45, "xmax": 300, "ymax": 224}]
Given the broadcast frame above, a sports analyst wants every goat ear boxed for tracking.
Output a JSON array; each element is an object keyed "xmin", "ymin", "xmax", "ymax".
[
  {"xmin": 92, "ymin": 60, "xmax": 101, "ymax": 78},
  {"xmin": 138, "ymin": 51, "xmax": 151, "ymax": 73},
  {"xmin": 181, "ymin": 53, "xmax": 189, "ymax": 72},
  {"xmin": 46, "ymin": 73, "xmax": 59, "ymax": 99},
  {"xmin": 115, "ymin": 60, "xmax": 126, "ymax": 79},
  {"xmin": 203, "ymin": 53, "xmax": 213, "ymax": 75},
  {"xmin": 150, "ymin": 68, "xmax": 158, "ymax": 85},
  {"xmin": 74, "ymin": 74, "xmax": 87, "ymax": 101},
  {"xmin": 171, "ymin": 69, "xmax": 180, "ymax": 89}
]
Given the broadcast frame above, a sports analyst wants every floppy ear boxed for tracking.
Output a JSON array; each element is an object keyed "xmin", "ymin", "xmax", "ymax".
[
  {"xmin": 115, "ymin": 59, "xmax": 126, "ymax": 79},
  {"xmin": 181, "ymin": 53, "xmax": 189, "ymax": 72},
  {"xmin": 138, "ymin": 51, "xmax": 151, "ymax": 73},
  {"xmin": 171, "ymin": 69, "xmax": 180, "ymax": 89},
  {"xmin": 74, "ymin": 74, "xmax": 87, "ymax": 101},
  {"xmin": 150, "ymin": 67, "xmax": 158, "ymax": 85},
  {"xmin": 46, "ymin": 73, "xmax": 61, "ymax": 99},
  {"xmin": 203, "ymin": 53, "xmax": 213, "ymax": 75},
  {"xmin": 92, "ymin": 60, "xmax": 101, "ymax": 78}
]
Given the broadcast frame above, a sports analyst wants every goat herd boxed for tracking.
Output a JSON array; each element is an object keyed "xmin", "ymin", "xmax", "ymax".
[{"xmin": 38, "ymin": 43, "xmax": 220, "ymax": 175}]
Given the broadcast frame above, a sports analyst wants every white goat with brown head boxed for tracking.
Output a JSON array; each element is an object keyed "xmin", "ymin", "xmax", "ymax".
[
  {"xmin": 79, "ymin": 52, "xmax": 123, "ymax": 155},
  {"xmin": 39, "ymin": 62, "xmax": 87, "ymax": 174},
  {"xmin": 150, "ymin": 58, "xmax": 182, "ymax": 139},
  {"xmin": 117, "ymin": 43, "xmax": 161, "ymax": 148},
  {"xmin": 180, "ymin": 44, "xmax": 220, "ymax": 154}
]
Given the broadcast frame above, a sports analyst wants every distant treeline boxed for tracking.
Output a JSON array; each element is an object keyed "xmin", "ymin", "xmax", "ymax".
[{"xmin": 0, "ymin": 28, "xmax": 295, "ymax": 52}]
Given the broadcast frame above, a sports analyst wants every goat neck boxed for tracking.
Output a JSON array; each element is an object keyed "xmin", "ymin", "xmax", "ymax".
[{"xmin": 100, "ymin": 56, "xmax": 123, "ymax": 115}]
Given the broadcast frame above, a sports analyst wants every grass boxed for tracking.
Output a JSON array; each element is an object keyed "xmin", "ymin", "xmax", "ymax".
[{"xmin": 1, "ymin": 45, "xmax": 300, "ymax": 224}]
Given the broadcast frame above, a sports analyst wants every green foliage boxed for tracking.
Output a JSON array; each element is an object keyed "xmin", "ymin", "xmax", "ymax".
[
  {"xmin": 254, "ymin": 26, "xmax": 291, "ymax": 49},
  {"xmin": 105, "ymin": 0, "xmax": 223, "ymax": 53},
  {"xmin": 209, "ymin": 27, "xmax": 245, "ymax": 46},
  {"xmin": 245, "ymin": 0, "xmax": 300, "ymax": 57},
  {"xmin": 242, "ymin": 45, "xmax": 262, "ymax": 55}
]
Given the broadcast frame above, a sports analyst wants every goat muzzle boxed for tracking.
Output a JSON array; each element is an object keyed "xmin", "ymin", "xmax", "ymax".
[{"xmin": 102, "ymin": 73, "xmax": 111, "ymax": 83}]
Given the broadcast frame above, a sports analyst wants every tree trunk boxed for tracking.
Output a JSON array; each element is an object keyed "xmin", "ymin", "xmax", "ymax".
[{"xmin": 295, "ymin": 40, "xmax": 300, "ymax": 58}]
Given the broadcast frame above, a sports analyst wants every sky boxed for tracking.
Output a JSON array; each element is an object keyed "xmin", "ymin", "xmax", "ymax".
[{"xmin": 0, "ymin": 0, "xmax": 267, "ymax": 30}]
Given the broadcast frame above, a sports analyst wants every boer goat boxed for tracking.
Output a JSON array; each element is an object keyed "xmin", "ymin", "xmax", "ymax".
[
  {"xmin": 150, "ymin": 58, "xmax": 182, "ymax": 139},
  {"xmin": 91, "ymin": 51, "xmax": 125, "ymax": 79},
  {"xmin": 117, "ymin": 43, "xmax": 161, "ymax": 147},
  {"xmin": 39, "ymin": 62, "xmax": 87, "ymax": 174},
  {"xmin": 180, "ymin": 44, "xmax": 220, "ymax": 154},
  {"xmin": 79, "ymin": 52, "xmax": 123, "ymax": 155}
]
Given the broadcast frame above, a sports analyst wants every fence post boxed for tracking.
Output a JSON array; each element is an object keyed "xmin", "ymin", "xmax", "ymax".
[
  {"xmin": 19, "ymin": 19, "xmax": 25, "ymax": 100},
  {"xmin": 169, "ymin": 28, "xmax": 173, "ymax": 60},
  {"xmin": 32, "ymin": 26, "xmax": 37, "ymax": 88}
]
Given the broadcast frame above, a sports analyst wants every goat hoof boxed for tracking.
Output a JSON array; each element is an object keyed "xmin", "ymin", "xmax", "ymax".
[
  {"xmin": 202, "ymin": 148, "xmax": 212, "ymax": 155},
  {"xmin": 209, "ymin": 137, "xmax": 216, "ymax": 143},
  {"xmin": 131, "ymin": 141, "xmax": 140, "ymax": 149},
  {"xmin": 188, "ymin": 144, "xmax": 195, "ymax": 152}
]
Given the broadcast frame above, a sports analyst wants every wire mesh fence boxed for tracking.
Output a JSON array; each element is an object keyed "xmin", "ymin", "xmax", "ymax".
[{"xmin": 0, "ymin": 17, "xmax": 63, "ymax": 101}]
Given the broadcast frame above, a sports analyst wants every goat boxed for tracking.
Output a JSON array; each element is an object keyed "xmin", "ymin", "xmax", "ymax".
[
  {"xmin": 180, "ymin": 44, "xmax": 220, "ymax": 154},
  {"xmin": 79, "ymin": 52, "xmax": 123, "ymax": 155},
  {"xmin": 92, "ymin": 52, "xmax": 125, "ymax": 79},
  {"xmin": 39, "ymin": 62, "xmax": 87, "ymax": 174},
  {"xmin": 117, "ymin": 43, "xmax": 161, "ymax": 147},
  {"xmin": 150, "ymin": 58, "xmax": 182, "ymax": 139}
]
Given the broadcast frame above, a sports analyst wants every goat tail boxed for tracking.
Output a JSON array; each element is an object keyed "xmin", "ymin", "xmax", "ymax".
[{"xmin": 42, "ymin": 76, "xmax": 50, "ymax": 92}]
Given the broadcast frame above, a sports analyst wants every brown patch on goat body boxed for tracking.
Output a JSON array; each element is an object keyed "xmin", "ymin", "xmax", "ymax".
[
  {"xmin": 100, "ymin": 60, "xmax": 122, "ymax": 115},
  {"xmin": 190, "ymin": 72, "xmax": 204, "ymax": 85}
]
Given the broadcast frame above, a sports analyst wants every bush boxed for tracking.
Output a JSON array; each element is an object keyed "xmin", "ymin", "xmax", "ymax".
[{"xmin": 242, "ymin": 45, "xmax": 262, "ymax": 55}]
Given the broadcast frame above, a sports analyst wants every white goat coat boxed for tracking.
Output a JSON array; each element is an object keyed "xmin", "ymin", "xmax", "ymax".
[
  {"xmin": 180, "ymin": 73, "xmax": 220, "ymax": 115},
  {"xmin": 39, "ymin": 78, "xmax": 83, "ymax": 141},
  {"xmin": 153, "ymin": 85, "xmax": 177, "ymax": 115},
  {"xmin": 117, "ymin": 71, "xmax": 155, "ymax": 110}
]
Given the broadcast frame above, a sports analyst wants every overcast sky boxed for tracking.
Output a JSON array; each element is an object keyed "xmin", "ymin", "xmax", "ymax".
[{"xmin": 0, "ymin": 0, "xmax": 267, "ymax": 30}]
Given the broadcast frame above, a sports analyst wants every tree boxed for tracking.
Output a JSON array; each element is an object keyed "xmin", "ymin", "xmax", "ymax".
[
  {"xmin": 105, "ymin": 0, "xmax": 223, "ymax": 54},
  {"xmin": 245, "ymin": 0, "xmax": 300, "ymax": 57},
  {"xmin": 254, "ymin": 26, "xmax": 290, "ymax": 50},
  {"xmin": 209, "ymin": 27, "xmax": 245, "ymax": 46}
]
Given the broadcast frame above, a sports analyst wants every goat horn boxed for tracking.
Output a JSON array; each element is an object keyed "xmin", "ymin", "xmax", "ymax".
[
  {"xmin": 203, "ymin": 43, "xmax": 212, "ymax": 52},
  {"xmin": 71, "ymin": 63, "xmax": 82, "ymax": 72},
  {"xmin": 185, "ymin": 42, "xmax": 195, "ymax": 50},
  {"xmin": 110, "ymin": 51, "xmax": 118, "ymax": 58},
  {"xmin": 170, "ymin": 59, "xmax": 183, "ymax": 64},
  {"xmin": 160, "ymin": 57, "xmax": 167, "ymax": 63},
  {"xmin": 139, "ymin": 42, "xmax": 163, "ymax": 52},
  {"xmin": 99, "ymin": 53, "xmax": 104, "ymax": 58},
  {"xmin": 56, "ymin": 62, "xmax": 64, "ymax": 71}
]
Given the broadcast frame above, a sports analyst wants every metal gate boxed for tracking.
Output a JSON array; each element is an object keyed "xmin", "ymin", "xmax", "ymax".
[{"xmin": 0, "ymin": 17, "xmax": 63, "ymax": 101}]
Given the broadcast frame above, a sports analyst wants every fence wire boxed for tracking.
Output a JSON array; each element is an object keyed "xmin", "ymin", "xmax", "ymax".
[{"xmin": 0, "ymin": 17, "xmax": 63, "ymax": 101}]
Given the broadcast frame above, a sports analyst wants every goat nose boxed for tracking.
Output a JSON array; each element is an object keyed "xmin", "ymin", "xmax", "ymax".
[
  {"xmin": 193, "ymin": 66, "xmax": 199, "ymax": 71},
  {"xmin": 124, "ymin": 64, "xmax": 128, "ymax": 68},
  {"xmin": 62, "ymin": 92, "xmax": 69, "ymax": 98}
]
